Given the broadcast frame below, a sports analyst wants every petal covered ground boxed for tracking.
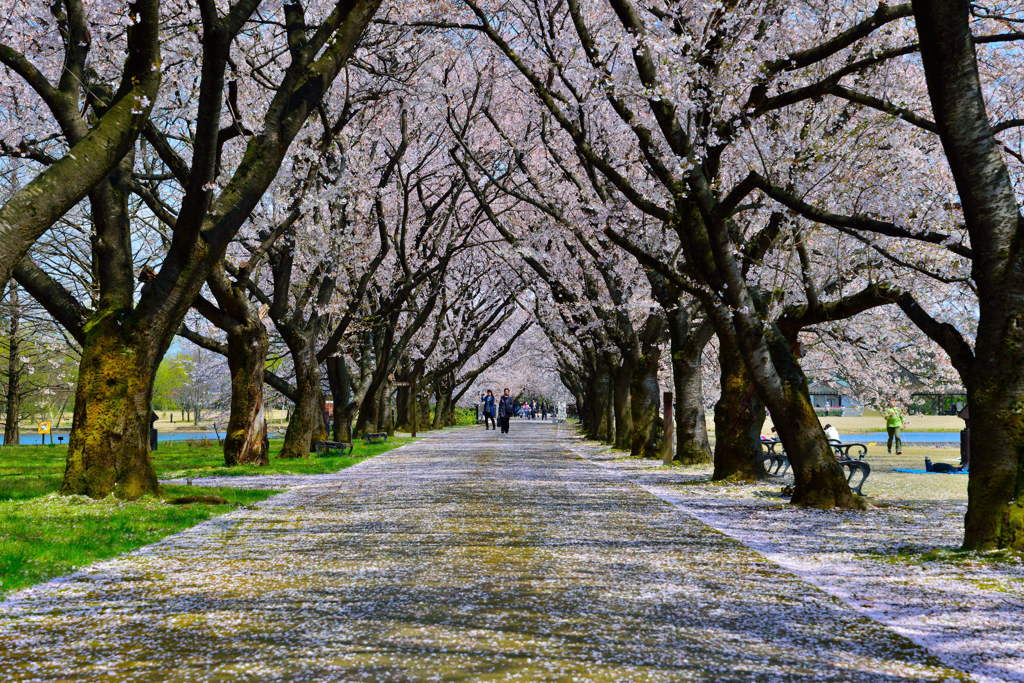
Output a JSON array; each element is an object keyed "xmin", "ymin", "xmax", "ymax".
[{"xmin": 0, "ymin": 424, "xmax": 971, "ymax": 680}]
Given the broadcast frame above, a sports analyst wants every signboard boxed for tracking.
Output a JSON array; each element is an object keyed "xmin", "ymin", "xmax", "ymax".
[{"xmin": 38, "ymin": 421, "xmax": 52, "ymax": 434}]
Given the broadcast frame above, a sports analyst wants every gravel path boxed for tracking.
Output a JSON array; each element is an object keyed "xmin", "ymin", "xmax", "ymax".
[
  {"xmin": 573, "ymin": 442, "xmax": 1024, "ymax": 682},
  {"xmin": 0, "ymin": 423, "xmax": 961, "ymax": 680}
]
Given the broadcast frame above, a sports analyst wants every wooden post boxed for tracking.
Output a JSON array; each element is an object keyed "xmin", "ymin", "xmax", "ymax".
[{"xmin": 662, "ymin": 391, "xmax": 674, "ymax": 465}]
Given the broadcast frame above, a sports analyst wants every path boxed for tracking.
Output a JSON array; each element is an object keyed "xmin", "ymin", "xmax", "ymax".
[{"xmin": 0, "ymin": 424, "xmax": 959, "ymax": 680}]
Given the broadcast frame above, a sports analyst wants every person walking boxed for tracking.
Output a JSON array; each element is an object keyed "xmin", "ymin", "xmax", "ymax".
[
  {"xmin": 883, "ymin": 404, "xmax": 905, "ymax": 454},
  {"xmin": 482, "ymin": 390, "xmax": 497, "ymax": 430},
  {"xmin": 498, "ymin": 388, "xmax": 514, "ymax": 434},
  {"xmin": 541, "ymin": 403, "xmax": 548, "ymax": 421}
]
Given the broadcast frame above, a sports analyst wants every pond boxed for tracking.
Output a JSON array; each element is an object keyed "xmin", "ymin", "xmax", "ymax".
[{"xmin": 839, "ymin": 431, "xmax": 961, "ymax": 444}]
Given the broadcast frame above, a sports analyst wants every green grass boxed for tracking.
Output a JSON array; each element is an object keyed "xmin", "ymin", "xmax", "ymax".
[
  {"xmin": 0, "ymin": 485, "xmax": 278, "ymax": 598},
  {"xmin": 0, "ymin": 436, "xmax": 415, "ymax": 497},
  {"xmin": 158, "ymin": 436, "xmax": 415, "ymax": 479},
  {"xmin": 866, "ymin": 546, "xmax": 1024, "ymax": 567},
  {"xmin": 0, "ymin": 435, "xmax": 414, "ymax": 599}
]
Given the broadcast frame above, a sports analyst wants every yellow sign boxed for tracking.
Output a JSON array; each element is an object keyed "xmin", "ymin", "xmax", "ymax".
[{"xmin": 38, "ymin": 421, "xmax": 51, "ymax": 434}]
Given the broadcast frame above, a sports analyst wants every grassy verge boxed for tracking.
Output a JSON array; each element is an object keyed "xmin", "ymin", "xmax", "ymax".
[
  {"xmin": 0, "ymin": 436, "xmax": 415, "ymax": 496},
  {"xmin": 159, "ymin": 437, "xmax": 415, "ymax": 480},
  {"xmin": 866, "ymin": 546, "xmax": 1024, "ymax": 568},
  {"xmin": 0, "ymin": 435, "xmax": 413, "ymax": 598},
  {"xmin": 0, "ymin": 485, "xmax": 278, "ymax": 598}
]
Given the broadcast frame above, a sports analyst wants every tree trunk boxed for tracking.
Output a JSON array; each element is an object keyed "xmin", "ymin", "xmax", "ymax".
[
  {"xmin": 432, "ymin": 390, "xmax": 450, "ymax": 429},
  {"xmin": 61, "ymin": 318, "xmax": 159, "ymax": 498},
  {"xmin": 589, "ymin": 357, "xmax": 614, "ymax": 442},
  {"xmin": 629, "ymin": 316, "xmax": 665, "ymax": 458},
  {"xmin": 755, "ymin": 328, "xmax": 860, "ymax": 507},
  {"xmin": 963, "ymin": 364, "xmax": 1024, "ymax": 550},
  {"xmin": 353, "ymin": 377, "xmax": 386, "ymax": 437},
  {"xmin": 712, "ymin": 340, "xmax": 766, "ymax": 482},
  {"xmin": 444, "ymin": 396, "xmax": 456, "ymax": 426},
  {"xmin": 612, "ymin": 357, "xmax": 633, "ymax": 449},
  {"xmin": 223, "ymin": 317, "xmax": 269, "ymax": 466},
  {"xmin": 326, "ymin": 355, "xmax": 353, "ymax": 442},
  {"xmin": 4, "ymin": 282, "xmax": 19, "ymax": 446},
  {"xmin": 416, "ymin": 393, "xmax": 431, "ymax": 432},
  {"xmin": 669, "ymin": 314, "xmax": 713, "ymax": 464},
  {"xmin": 396, "ymin": 383, "xmax": 411, "ymax": 431},
  {"xmin": 628, "ymin": 360, "xmax": 662, "ymax": 458},
  {"xmin": 279, "ymin": 336, "xmax": 325, "ymax": 459},
  {"xmin": 911, "ymin": 0, "xmax": 1024, "ymax": 549}
]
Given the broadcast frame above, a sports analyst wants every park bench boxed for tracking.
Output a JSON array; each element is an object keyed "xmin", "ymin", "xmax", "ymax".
[
  {"xmin": 759, "ymin": 438, "xmax": 871, "ymax": 495},
  {"xmin": 364, "ymin": 432, "xmax": 388, "ymax": 444},
  {"xmin": 829, "ymin": 439, "xmax": 867, "ymax": 461},
  {"xmin": 760, "ymin": 439, "xmax": 791, "ymax": 476},
  {"xmin": 313, "ymin": 440, "xmax": 353, "ymax": 457},
  {"xmin": 828, "ymin": 439, "xmax": 870, "ymax": 495}
]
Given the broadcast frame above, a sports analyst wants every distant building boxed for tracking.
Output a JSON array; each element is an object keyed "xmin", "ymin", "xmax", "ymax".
[{"xmin": 807, "ymin": 381, "xmax": 862, "ymax": 416}]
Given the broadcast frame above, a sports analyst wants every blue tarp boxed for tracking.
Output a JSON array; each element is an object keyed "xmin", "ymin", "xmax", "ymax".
[{"xmin": 892, "ymin": 468, "xmax": 968, "ymax": 475}]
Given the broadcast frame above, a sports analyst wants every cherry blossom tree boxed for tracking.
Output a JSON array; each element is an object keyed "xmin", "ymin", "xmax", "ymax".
[
  {"xmin": 10, "ymin": 0, "xmax": 383, "ymax": 497},
  {"xmin": 0, "ymin": 0, "xmax": 161, "ymax": 285},
  {"xmin": 736, "ymin": 1, "xmax": 1024, "ymax": 548},
  {"xmin": 412, "ymin": 0, "xmax": 948, "ymax": 507}
]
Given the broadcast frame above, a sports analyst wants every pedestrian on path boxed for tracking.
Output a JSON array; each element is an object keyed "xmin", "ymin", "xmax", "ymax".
[
  {"xmin": 884, "ymin": 403, "xmax": 906, "ymax": 454},
  {"xmin": 482, "ymin": 390, "xmax": 496, "ymax": 430},
  {"xmin": 498, "ymin": 388, "xmax": 514, "ymax": 434}
]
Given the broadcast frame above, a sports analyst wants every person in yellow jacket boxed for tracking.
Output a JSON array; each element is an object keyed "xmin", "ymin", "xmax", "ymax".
[{"xmin": 883, "ymin": 404, "xmax": 906, "ymax": 454}]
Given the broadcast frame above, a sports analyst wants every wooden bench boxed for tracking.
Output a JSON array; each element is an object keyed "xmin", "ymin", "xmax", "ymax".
[
  {"xmin": 760, "ymin": 438, "xmax": 871, "ymax": 494},
  {"xmin": 364, "ymin": 432, "xmax": 388, "ymax": 444},
  {"xmin": 313, "ymin": 440, "xmax": 353, "ymax": 457}
]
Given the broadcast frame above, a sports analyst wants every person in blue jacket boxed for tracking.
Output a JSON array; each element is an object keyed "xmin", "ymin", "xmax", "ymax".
[{"xmin": 482, "ymin": 390, "xmax": 496, "ymax": 430}]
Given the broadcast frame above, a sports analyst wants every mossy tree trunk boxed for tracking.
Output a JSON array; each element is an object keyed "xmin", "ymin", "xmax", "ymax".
[
  {"xmin": 911, "ymin": 0, "xmax": 1024, "ymax": 549},
  {"xmin": 432, "ymin": 389, "xmax": 450, "ymax": 430},
  {"xmin": 279, "ymin": 333, "xmax": 325, "ymax": 459},
  {"xmin": 612, "ymin": 357, "xmax": 633, "ymax": 449},
  {"xmin": 61, "ymin": 315, "xmax": 160, "ymax": 498},
  {"xmin": 964, "ymin": 374, "xmax": 1024, "ymax": 549},
  {"xmin": 712, "ymin": 339, "xmax": 766, "ymax": 482},
  {"xmin": 667, "ymin": 198, "xmax": 860, "ymax": 508},
  {"xmin": 354, "ymin": 378, "xmax": 386, "ymax": 437},
  {"xmin": 193, "ymin": 267, "xmax": 271, "ymax": 467},
  {"xmin": 223, "ymin": 317, "xmax": 269, "ymax": 466},
  {"xmin": 754, "ymin": 326, "xmax": 859, "ymax": 508},
  {"xmin": 581, "ymin": 358, "xmax": 614, "ymax": 442},
  {"xmin": 395, "ymin": 377, "xmax": 412, "ymax": 431},
  {"xmin": 23, "ymin": 0, "xmax": 383, "ymax": 498},
  {"xmin": 326, "ymin": 355, "xmax": 354, "ymax": 443},
  {"xmin": 629, "ymin": 314, "xmax": 665, "ymax": 458}
]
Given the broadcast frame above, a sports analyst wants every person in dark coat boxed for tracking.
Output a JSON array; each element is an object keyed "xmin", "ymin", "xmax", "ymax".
[
  {"xmin": 497, "ymin": 388, "xmax": 515, "ymax": 434},
  {"xmin": 482, "ymin": 390, "xmax": 496, "ymax": 430}
]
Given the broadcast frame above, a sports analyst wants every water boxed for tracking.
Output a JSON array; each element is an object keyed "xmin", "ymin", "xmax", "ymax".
[
  {"xmin": 0, "ymin": 431, "xmax": 264, "ymax": 446},
  {"xmin": 839, "ymin": 431, "xmax": 961, "ymax": 444}
]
